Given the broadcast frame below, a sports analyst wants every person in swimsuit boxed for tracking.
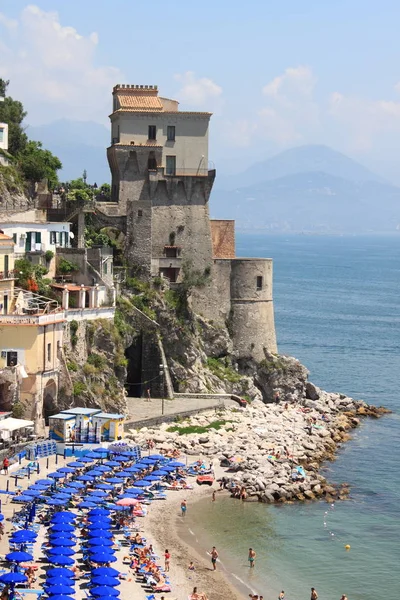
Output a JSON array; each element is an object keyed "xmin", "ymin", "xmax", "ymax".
[
  {"xmin": 248, "ymin": 548, "xmax": 256, "ymax": 568},
  {"xmin": 210, "ymin": 546, "xmax": 218, "ymax": 570},
  {"xmin": 181, "ymin": 499, "xmax": 187, "ymax": 516},
  {"xmin": 164, "ymin": 549, "xmax": 170, "ymax": 572}
]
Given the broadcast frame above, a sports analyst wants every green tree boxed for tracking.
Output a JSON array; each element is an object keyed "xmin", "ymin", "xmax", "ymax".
[
  {"xmin": 0, "ymin": 79, "xmax": 28, "ymax": 155},
  {"xmin": 18, "ymin": 140, "xmax": 62, "ymax": 189},
  {"xmin": 96, "ymin": 183, "xmax": 111, "ymax": 202}
]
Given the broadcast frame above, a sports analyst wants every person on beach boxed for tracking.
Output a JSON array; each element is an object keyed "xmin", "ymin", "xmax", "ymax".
[
  {"xmin": 212, "ymin": 490, "xmax": 216, "ymax": 502},
  {"xmin": 278, "ymin": 592, "xmax": 285, "ymax": 600},
  {"xmin": 340, "ymin": 596, "xmax": 348, "ymax": 600},
  {"xmin": 164, "ymin": 549, "xmax": 170, "ymax": 571},
  {"xmin": 248, "ymin": 547, "xmax": 256, "ymax": 568},
  {"xmin": 311, "ymin": 587, "xmax": 318, "ymax": 600},
  {"xmin": 2, "ymin": 457, "xmax": 9, "ymax": 475},
  {"xmin": 188, "ymin": 561, "xmax": 195, "ymax": 571},
  {"xmin": 146, "ymin": 388, "xmax": 151, "ymax": 402},
  {"xmin": 210, "ymin": 546, "xmax": 219, "ymax": 570},
  {"xmin": 181, "ymin": 499, "xmax": 187, "ymax": 516}
]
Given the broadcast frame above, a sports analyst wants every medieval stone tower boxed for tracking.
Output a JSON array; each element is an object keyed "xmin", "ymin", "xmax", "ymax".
[{"xmin": 97, "ymin": 84, "xmax": 277, "ymax": 367}]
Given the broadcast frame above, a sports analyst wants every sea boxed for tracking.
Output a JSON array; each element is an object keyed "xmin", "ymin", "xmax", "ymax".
[{"xmin": 186, "ymin": 234, "xmax": 400, "ymax": 600}]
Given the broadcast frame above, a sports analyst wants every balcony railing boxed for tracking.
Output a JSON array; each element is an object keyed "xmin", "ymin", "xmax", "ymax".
[
  {"xmin": 0, "ymin": 270, "xmax": 15, "ymax": 280},
  {"xmin": 0, "ymin": 311, "xmax": 65, "ymax": 325}
]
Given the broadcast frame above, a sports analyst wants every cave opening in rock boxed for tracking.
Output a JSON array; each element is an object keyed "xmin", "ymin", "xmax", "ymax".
[
  {"xmin": 125, "ymin": 334, "xmax": 143, "ymax": 397},
  {"xmin": 43, "ymin": 379, "xmax": 58, "ymax": 425}
]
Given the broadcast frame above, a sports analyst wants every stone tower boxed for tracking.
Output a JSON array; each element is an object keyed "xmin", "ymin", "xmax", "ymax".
[{"xmin": 97, "ymin": 84, "xmax": 277, "ymax": 368}]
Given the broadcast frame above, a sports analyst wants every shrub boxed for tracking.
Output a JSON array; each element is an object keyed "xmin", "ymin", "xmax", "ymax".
[
  {"xmin": 70, "ymin": 320, "xmax": 78, "ymax": 347},
  {"xmin": 73, "ymin": 381, "xmax": 87, "ymax": 396},
  {"xmin": 83, "ymin": 363, "xmax": 96, "ymax": 376},
  {"xmin": 12, "ymin": 402, "xmax": 25, "ymax": 419},
  {"xmin": 206, "ymin": 357, "xmax": 241, "ymax": 383},
  {"xmin": 58, "ymin": 257, "xmax": 78, "ymax": 276},
  {"xmin": 87, "ymin": 353, "xmax": 106, "ymax": 370},
  {"xmin": 166, "ymin": 420, "xmax": 231, "ymax": 435},
  {"xmin": 44, "ymin": 250, "xmax": 54, "ymax": 263},
  {"xmin": 67, "ymin": 361, "xmax": 78, "ymax": 372}
]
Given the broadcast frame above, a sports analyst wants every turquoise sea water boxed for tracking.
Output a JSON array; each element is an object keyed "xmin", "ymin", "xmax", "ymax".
[{"xmin": 189, "ymin": 234, "xmax": 400, "ymax": 600}]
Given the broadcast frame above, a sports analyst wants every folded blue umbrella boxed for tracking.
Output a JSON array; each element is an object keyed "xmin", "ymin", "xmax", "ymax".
[
  {"xmin": 44, "ymin": 584, "xmax": 75, "ymax": 595},
  {"xmin": 67, "ymin": 461, "xmax": 85, "ymax": 468},
  {"xmin": 50, "ymin": 524, "xmax": 75, "ymax": 532},
  {"xmin": 91, "ymin": 567, "xmax": 120, "ymax": 577},
  {"xmin": 47, "ymin": 547, "xmax": 75, "ymax": 557},
  {"xmin": 91, "ymin": 576, "xmax": 120, "ymax": 587},
  {"xmin": 6, "ymin": 551, "xmax": 33, "ymax": 562},
  {"xmin": 48, "ymin": 556, "xmax": 74, "ymax": 566},
  {"xmin": 46, "ymin": 568, "xmax": 74, "ymax": 578},
  {"xmin": 48, "ymin": 472, "xmax": 66, "ymax": 479},
  {"xmin": 0, "ymin": 573, "xmax": 28, "ymax": 584},
  {"xmin": 91, "ymin": 586, "xmax": 120, "ymax": 597}
]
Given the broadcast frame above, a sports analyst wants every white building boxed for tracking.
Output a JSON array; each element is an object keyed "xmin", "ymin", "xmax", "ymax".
[
  {"xmin": 0, "ymin": 122, "xmax": 9, "ymax": 165},
  {"xmin": 0, "ymin": 221, "xmax": 71, "ymax": 256}
]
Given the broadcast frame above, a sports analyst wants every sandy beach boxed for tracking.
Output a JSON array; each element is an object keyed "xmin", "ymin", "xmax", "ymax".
[{"xmin": 0, "ymin": 451, "xmax": 245, "ymax": 600}]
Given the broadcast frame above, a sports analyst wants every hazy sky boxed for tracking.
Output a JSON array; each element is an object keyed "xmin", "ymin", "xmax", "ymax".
[{"xmin": 2, "ymin": 0, "xmax": 400, "ymax": 179}]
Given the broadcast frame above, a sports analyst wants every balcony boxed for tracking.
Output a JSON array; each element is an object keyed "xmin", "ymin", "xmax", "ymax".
[
  {"xmin": 26, "ymin": 243, "xmax": 45, "ymax": 254},
  {"xmin": 0, "ymin": 311, "xmax": 65, "ymax": 325},
  {"xmin": 158, "ymin": 257, "xmax": 182, "ymax": 269},
  {"xmin": 0, "ymin": 270, "xmax": 15, "ymax": 281}
]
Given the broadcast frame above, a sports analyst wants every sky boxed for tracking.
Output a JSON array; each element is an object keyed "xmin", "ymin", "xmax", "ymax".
[{"xmin": 2, "ymin": 0, "xmax": 400, "ymax": 180}]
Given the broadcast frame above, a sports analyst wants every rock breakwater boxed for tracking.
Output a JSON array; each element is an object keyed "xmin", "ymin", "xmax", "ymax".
[{"xmin": 127, "ymin": 384, "xmax": 389, "ymax": 504}]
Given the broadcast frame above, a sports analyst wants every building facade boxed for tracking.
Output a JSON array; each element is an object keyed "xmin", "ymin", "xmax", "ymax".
[
  {"xmin": 0, "ymin": 232, "xmax": 15, "ymax": 315},
  {"xmin": 0, "ymin": 122, "xmax": 9, "ymax": 165}
]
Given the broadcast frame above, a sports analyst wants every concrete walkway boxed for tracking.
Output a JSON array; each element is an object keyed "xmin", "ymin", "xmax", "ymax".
[{"xmin": 125, "ymin": 395, "xmax": 238, "ymax": 428}]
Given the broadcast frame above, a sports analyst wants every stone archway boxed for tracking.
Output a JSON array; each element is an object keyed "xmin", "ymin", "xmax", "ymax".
[{"xmin": 43, "ymin": 379, "xmax": 58, "ymax": 425}]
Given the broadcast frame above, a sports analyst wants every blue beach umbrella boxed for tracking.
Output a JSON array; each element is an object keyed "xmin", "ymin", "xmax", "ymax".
[
  {"xmin": 90, "ymin": 553, "xmax": 117, "ymax": 564},
  {"xmin": 48, "ymin": 556, "xmax": 74, "ymax": 566},
  {"xmin": 86, "ymin": 469, "xmax": 104, "ymax": 476},
  {"xmin": 79, "ymin": 456, "xmax": 94, "ymax": 463},
  {"xmin": 77, "ymin": 475, "xmax": 94, "ymax": 482},
  {"xmin": 95, "ymin": 484, "xmax": 114, "ymax": 491},
  {"xmin": 88, "ymin": 515, "xmax": 112, "ymax": 523},
  {"xmin": 94, "ymin": 465, "xmax": 109, "ymax": 472},
  {"xmin": 132, "ymin": 480, "xmax": 150, "ymax": 487},
  {"xmin": 88, "ymin": 541, "xmax": 113, "ymax": 549},
  {"xmin": 92, "ymin": 567, "xmax": 120, "ymax": 577},
  {"xmin": 46, "ymin": 568, "xmax": 74, "ymax": 578},
  {"xmin": 47, "ymin": 548, "xmax": 75, "ymax": 557},
  {"xmin": 48, "ymin": 472, "xmax": 66, "ymax": 479},
  {"xmin": 123, "ymin": 466, "xmax": 141, "ymax": 473},
  {"xmin": 87, "ymin": 536, "xmax": 113, "ymax": 544},
  {"xmin": 104, "ymin": 478, "xmax": 120, "ymax": 484},
  {"xmin": 6, "ymin": 551, "xmax": 33, "ymax": 563},
  {"xmin": 53, "ymin": 494, "xmax": 72, "ymax": 501},
  {"xmin": 46, "ymin": 499, "xmax": 65, "ymax": 507},
  {"xmin": 88, "ymin": 508, "xmax": 110, "ymax": 516},
  {"xmin": 51, "ymin": 511, "xmax": 75, "ymax": 521},
  {"xmin": 45, "ymin": 584, "xmax": 75, "ymax": 595},
  {"xmin": 0, "ymin": 573, "xmax": 28, "ymax": 584},
  {"xmin": 103, "ymin": 461, "xmax": 119, "ymax": 468},
  {"xmin": 112, "ymin": 456, "xmax": 126, "ymax": 462},
  {"xmin": 47, "ymin": 595, "xmax": 75, "ymax": 600},
  {"xmin": 143, "ymin": 475, "xmax": 159, "ymax": 481},
  {"xmin": 66, "ymin": 481, "xmax": 85, "ymax": 488},
  {"xmin": 151, "ymin": 470, "xmax": 169, "ymax": 476},
  {"xmin": 94, "ymin": 448, "xmax": 109, "ymax": 454},
  {"xmin": 23, "ymin": 490, "xmax": 42, "ymax": 497},
  {"xmin": 50, "ymin": 523, "xmax": 75, "ymax": 532},
  {"xmin": 90, "ymin": 587, "xmax": 120, "ymax": 597},
  {"xmin": 11, "ymin": 530, "xmax": 37, "ymax": 542},
  {"xmin": 114, "ymin": 471, "xmax": 131, "ymax": 478},
  {"xmin": 37, "ymin": 479, "xmax": 53, "ymax": 484},
  {"xmin": 58, "ymin": 467, "xmax": 75, "ymax": 474},
  {"xmin": 45, "ymin": 577, "xmax": 75, "ymax": 587},
  {"xmin": 148, "ymin": 454, "xmax": 164, "ymax": 459},
  {"xmin": 49, "ymin": 539, "xmax": 75, "ymax": 547},
  {"xmin": 78, "ymin": 502, "xmax": 98, "ymax": 509},
  {"xmin": 88, "ymin": 531, "xmax": 113, "ymax": 539},
  {"xmin": 168, "ymin": 461, "xmax": 185, "ymax": 467},
  {"xmin": 107, "ymin": 505, "xmax": 129, "ymax": 512},
  {"xmin": 67, "ymin": 461, "xmax": 85, "ymax": 467},
  {"xmin": 91, "ymin": 576, "xmax": 120, "ymax": 587},
  {"xmin": 13, "ymin": 495, "xmax": 34, "ymax": 502},
  {"xmin": 85, "ymin": 452, "xmax": 101, "ymax": 459},
  {"xmin": 140, "ymin": 458, "xmax": 154, "ymax": 464},
  {"xmin": 89, "ymin": 490, "xmax": 108, "ymax": 497}
]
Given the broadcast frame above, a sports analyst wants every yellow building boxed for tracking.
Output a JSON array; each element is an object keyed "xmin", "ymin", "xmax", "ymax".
[
  {"xmin": 0, "ymin": 287, "xmax": 65, "ymax": 434},
  {"xmin": 0, "ymin": 231, "xmax": 15, "ymax": 315}
]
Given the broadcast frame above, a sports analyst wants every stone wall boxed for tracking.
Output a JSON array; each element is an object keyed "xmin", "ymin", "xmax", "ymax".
[{"xmin": 210, "ymin": 220, "xmax": 235, "ymax": 259}]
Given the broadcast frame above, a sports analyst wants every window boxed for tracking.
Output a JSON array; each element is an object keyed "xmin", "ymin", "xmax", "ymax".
[
  {"xmin": 165, "ymin": 247, "xmax": 178, "ymax": 258},
  {"xmin": 57, "ymin": 340, "xmax": 60, "ymax": 353},
  {"xmin": 167, "ymin": 126, "xmax": 175, "ymax": 141},
  {"xmin": 166, "ymin": 156, "xmax": 176, "ymax": 176},
  {"xmin": 148, "ymin": 125, "xmax": 157, "ymax": 140},
  {"xmin": 6, "ymin": 351, "xmax": 18, "ymax": 367},
  {"xmin": 138, "ymin": 209, "xmax": 143, "ymax": 217},
  {"xmin": 12, "ymin": 233, "xmax": 17, "ymax": 244},
  {"xmin": 47, "ymin": 343, "xmax": 51, "ymax": 363},
  {"xmin": 104, "ymin": 262, "xmax": 108, "ymax": 275},
  {"xmin": 50, "ymin": 231, "xmax": 57, "ymax": 244},
  {"xmin": 256, "ymin": 276, "xmax": 263, "ymax": 291},
  {"xmin": 35, "ymin": 231, "xmax": 41, "ymax": 244},
  {"xmin": 0, "ymin": 128, "xmax": 3, "ymax": 143}
]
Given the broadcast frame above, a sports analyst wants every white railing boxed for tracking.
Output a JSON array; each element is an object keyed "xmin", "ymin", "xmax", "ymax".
[
  {"xmin": 65, "ymin": 307, "xmax": 115, "ymax": 322},
  {"xmin": 0, "ymin": 312, "xmax": 65, "ymax": 325}
]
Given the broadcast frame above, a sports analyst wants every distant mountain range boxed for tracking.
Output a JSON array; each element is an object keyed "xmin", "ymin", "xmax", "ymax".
[
  {"xmin": 211, "ymin": 145, "xmax": 400, "ymax": 233},
  {"xmin": 26, "ymin": 120, "xmax": 400, "ymax": 233}
]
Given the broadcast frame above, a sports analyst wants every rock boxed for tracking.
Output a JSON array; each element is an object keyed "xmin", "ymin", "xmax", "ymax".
[{"xmin": 306, "ymin": 382, "xmax": 321, "ymax": 400}]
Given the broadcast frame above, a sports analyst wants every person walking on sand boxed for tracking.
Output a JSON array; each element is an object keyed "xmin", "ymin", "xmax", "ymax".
[
  {"xmin": 2, "ymin": 457, "xmax": 9, "ymax": 475},
  {"xmin": 181, "ymin": 499, "xmax": 187, "ymax": 517},
  {"xmin": 210, "ymin": 546, "xmax": 219, "ymax": 570},
  {"xmin": 164, "ymin": 549, "xmax": 170, "ymax": 572},
  {"xmin": 311, "ymin": 587, "xmax": 318, "ymax": 600},
  {"xmin": 146, "ymin": 388, "xmax": 151, "ymax": 402},
  {"xmin": 248, "ymin": 547, "xmax": 256, "ymax": 568},
  {"xmin": 212, "ymin": 490, "xmax": 216, "ymax": 502}
]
